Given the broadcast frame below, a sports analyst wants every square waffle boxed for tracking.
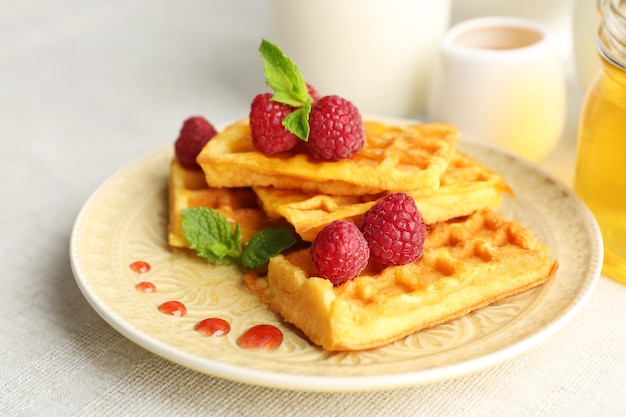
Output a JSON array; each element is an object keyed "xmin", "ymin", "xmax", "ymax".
[
  {"xmin": 167, "ymin": 158, "xmax": 276, "ymax": 248},
  {"xmin": 253, "ymin": 150, "xmax": 514, "ymax": 241},
  {"xmin": 245, "ymin": 210, "xmax": 557, "ymax": 351},
  {"xmin": 196, "ymin": 119, "xmax": 459, "ymax": 196}
]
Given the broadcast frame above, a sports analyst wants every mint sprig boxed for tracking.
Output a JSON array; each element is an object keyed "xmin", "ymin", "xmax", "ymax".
[
  {"xmin": 182, "ymin": 207, "xmax": 242, "ymax": 265},
  {"xmin": 259, "ymin": 38, "xmax": 312, "ymax": 141},
  {"xmin": 241, "ymin": 227, "xmax": 297, "ymax": 269},
  {"xmin": 182, "ymin": 207, "xmax": 296, "ymax": 269}
]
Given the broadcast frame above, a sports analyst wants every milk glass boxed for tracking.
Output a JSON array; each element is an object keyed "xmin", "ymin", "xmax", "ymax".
[{"xmin": 269, "ymin": 0, "xmax": 451, "ymax": 117}]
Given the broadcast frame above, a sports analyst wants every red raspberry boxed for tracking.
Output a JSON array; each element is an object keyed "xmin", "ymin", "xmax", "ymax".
[
  {"xmin": 307, "ymin": 83, "xmax": 322, "ymax": 101},
  {"xmin": 360, "ymin": 193, "xmax": 427, "ymax": 267},
  {"xmin": 249, "ymin": 93, "xmax": 300, "ymax": 155},
  {"xmin": 310, "ymin": 220, "xmax": 370, "ymax": 286},
  {"xmin": 175, "ymin": 116, "xmax": 217, "ymax": 169},
  {"xmin": 306, "ymin": 95, "xmax": 365, "ymax": 161}
]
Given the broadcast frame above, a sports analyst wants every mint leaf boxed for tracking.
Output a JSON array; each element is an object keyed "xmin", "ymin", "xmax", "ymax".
[
  {"xmin": 182, "ymin": 207, "xmax": 242, "ymax": 265},
  {"xmin": 259, "ymin": 39, "xmax": 310, "ymax": 106},
  {"xmin": 241, "ymin": 227, "xmax": 297, "ymax": 269},
  {"xmin": 282, "ymin": 103, "xmax": 311, "ymax": 141},
  {"xmin": 272, "ymin": 91, "xmax": 309, "ymax": 109},
  {"xmin": 182, "ymin": 207, "xmax": 296, "ymax": 268},
  {"xmin": 259, "ymin": 39, "xmax": 313, "ymax": 140}
]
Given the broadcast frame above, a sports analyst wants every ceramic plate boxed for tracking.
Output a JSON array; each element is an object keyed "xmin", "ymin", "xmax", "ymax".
[{"xmin": 70, "ymin": 134, "xmax": 602, "ymax": 392}]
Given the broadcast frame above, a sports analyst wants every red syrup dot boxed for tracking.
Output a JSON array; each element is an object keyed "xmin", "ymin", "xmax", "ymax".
[
  {"xmin": 130, "ymin": 261, "xmax": 151, "ymax": 273},
  {"xmin": 194, "ymin": 318, "xmax": 231, "ymax": 337},
  {"xmin": 158, "ymin": 301, "xmax": 187, "ymax": 317},
  {"xmin": 135, "ymin": 281, "xmax": 156, "ymax": 293},
  {"xmin": 237, "ymin": 324, "xmax": 283, "ymax": 351}
]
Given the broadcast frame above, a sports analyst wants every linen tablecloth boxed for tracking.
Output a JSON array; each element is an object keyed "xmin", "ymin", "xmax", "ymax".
[{"xmin": 2, "ymin": 1, "xmax": 625, "ymax": 415}]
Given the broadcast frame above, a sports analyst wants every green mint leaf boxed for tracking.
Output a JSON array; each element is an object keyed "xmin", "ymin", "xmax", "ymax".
[
  {"xmin": 282, "ymin": 102, "xmax": 311, "ymax": 141},
  {"xmin": 271, "ymin": 92, "xmax": 307, "ymax": 108},
  {"xmin": 182, "ymin": 207, "xmax": 242, "ymax": 265},
  {"xmin": 259, "ymin": 39, "xmax": 310, "ymax": 106},
  {"xmin": 259, "ymin": 39, "xmax": 312, "ymax": 140},
  {"xmin": 241, "ymin": 227, "xmax": 297, "ymax": 269}
]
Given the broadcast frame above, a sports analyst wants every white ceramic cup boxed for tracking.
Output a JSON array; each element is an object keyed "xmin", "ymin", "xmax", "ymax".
[
  {"xmin": 428, "ymin": 17, "xmax": 566, "ymax": 161},
  {"xmin": 451, "ymin": 0, "xmax": 573, "ymax": 58},
  {"xmin": 269, "ymin": 0, "xmax": 452, "ymax": 117}
]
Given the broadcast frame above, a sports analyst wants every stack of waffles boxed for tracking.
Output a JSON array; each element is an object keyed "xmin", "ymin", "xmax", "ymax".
[{"xmin": 168, "ymin": 119, "xmax": 557, "ymax": 351}]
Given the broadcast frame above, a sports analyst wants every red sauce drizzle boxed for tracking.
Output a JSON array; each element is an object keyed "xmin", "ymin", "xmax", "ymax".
[
  {"xmin": 135, "ymin": 281, "xmax": 156, "ymax": 293},
  {"xmin": 158, "ymin": 301, "xmax": 187, "ymax": 317},
  {"xmin": 133, "ymin": 262, "xmax": 282, "ymax": 351},
  {"xmin": 130, "ymin": 261, "xmax": 151, "ymax": 273},
  {"xmin": 237, "ymin": 324, "xmax": 283, "ymax": 351},
  {"xmin": 194, "ymin": 318, "xmax": 231, "ymax": 337}
]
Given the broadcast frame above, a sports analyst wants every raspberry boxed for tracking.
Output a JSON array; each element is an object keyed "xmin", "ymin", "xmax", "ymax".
[
  {"xmin": 249, "ymin": 93, "xmax": 299, "ymax": 155},
  {"xmin": 307, "ymin": 83, "xmax": 322, "ymax": 101},
  {"xmin": 360, "ymin": 193, "xmax": 427, "ymax": 267},
  {"xmin": 310, "ymin": 220, "xmax": 370, "ymax": 286},
  {"xmin": 306, "ymin": 95, "xmax": 365, "ymax": 161},
  {"xmin": 175, "ymin": 116, "xmax": 217, "ymax": 169}
]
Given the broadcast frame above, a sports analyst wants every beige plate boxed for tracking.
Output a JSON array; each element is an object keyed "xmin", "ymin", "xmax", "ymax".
[{"xmin": 70, "ymin": 133, "xmax": 602, "ymax": 392}]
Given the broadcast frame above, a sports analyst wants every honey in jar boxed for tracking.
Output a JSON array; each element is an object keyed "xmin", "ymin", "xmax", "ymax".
[{"xmin": 574, "ymin": 0, "xmax": 626, "ymax": 284}]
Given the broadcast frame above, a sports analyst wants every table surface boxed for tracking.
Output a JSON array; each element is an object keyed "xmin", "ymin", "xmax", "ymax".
[{"xmin": 2, "ymin": 1, "xmax": 625, "ymax": 416}]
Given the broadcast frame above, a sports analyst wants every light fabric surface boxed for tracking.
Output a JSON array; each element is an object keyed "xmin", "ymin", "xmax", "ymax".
[{"xmin": 1, "ymin": 1, "xmax": 625, "ymax": 416}]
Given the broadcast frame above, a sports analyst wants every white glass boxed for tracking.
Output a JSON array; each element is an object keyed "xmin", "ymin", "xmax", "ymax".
[
  {"xmin": 269, "ymin": 0, "xmax": 452, "ymax": 117},
  {"xmin": 428, "ymin": 17, "xmax": 567, "ymax": 162}
]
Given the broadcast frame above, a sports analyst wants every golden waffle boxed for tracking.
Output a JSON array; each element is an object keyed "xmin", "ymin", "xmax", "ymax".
[
  {"xmin": 196, "ymin": 119, "xmax": 459, "ymax": 196},
  {"xmin": 167, "ymin": 158, "xmax": 275, "ymax": 248},
  {"xmin": 254, "ymin": 150, "xmax": 513, "ymax": 241},
  {"xmin": 245, "ymin": 210, "xmax": 558, "ymax": 351}
]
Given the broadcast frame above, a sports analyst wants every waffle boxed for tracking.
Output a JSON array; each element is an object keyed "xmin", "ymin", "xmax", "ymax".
[
  {"xmin": 196, "ymin": 119, "xmax": 459, "ymax": 196},
  {"xmin": 167, "ymin": 158, "xmax": 276, "ymax": 248},
  {"xmin": 254, "ymin": 150, "xmax": 513, "ymax": 241},
  {"xmin": 245, "ymin": 210, "xmax": 558, "ymax": 351}
]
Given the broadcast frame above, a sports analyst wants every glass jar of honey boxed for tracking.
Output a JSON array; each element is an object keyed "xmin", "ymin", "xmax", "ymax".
[{"xmin": 574, "ymin": 0, "xmax": 626, "ymax": 284}]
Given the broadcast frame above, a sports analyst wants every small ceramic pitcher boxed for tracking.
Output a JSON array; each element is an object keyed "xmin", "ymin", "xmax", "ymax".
[{"xmin": 428, "ymin": 17, "xmax": 566, "ymax": 161}]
